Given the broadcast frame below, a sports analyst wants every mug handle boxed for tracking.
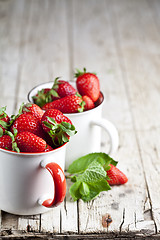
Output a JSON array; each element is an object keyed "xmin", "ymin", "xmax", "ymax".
[
  {"xmin": 38, "ymin": 161, "xmax": 66, "ymax": 208},
  {"xmin": 91, "ymin": 118, "xmax": 119, "ymax": 156}
]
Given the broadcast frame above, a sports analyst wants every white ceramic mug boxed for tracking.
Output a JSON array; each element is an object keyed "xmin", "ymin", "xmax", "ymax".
[
  {"xmin": 28, "ymin": 82, "xmax": 119, "ymax": 170},
  {"xmin": 0, "ymin": 143, "xmax": 67, "ymax": 215}
]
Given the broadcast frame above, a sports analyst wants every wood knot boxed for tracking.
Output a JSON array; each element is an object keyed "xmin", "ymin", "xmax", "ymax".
[{"xmin": 102, "ymin": 213, "xmax": 112, "ymax": 228}]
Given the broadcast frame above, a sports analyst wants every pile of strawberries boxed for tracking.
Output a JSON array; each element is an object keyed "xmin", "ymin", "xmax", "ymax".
[
  {"xmin": 33, "ymin": 68, "xmax": 102, "ymax": 112},
  {"xmin": 0, "ymin": 104, "xmax": 76, "ymax": 153}
]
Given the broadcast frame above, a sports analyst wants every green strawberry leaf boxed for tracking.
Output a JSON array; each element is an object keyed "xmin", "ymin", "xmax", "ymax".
[
  {"xmin": 44, "ymin": 117, "xmax": 77, "ymax": 146},
  {"xmin": 0, "ymin": 120, "xmax": 9, "ymax": 129},
  {"xmin": 0, "ymin": 127, "xmax": 3, "ymax": 137},
  {"xmin": 0, "ymin": 106, "xmax": 7, "ymax": 119}
]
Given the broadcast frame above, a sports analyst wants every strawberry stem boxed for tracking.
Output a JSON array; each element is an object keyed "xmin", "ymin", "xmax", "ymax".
[
  {"xmin": 44, "ymin": 117, "xmax": 77, "ymax": 146},
  {"xmin": 5, "ymin": 130, "xmax": 20, "ymax": 153}
]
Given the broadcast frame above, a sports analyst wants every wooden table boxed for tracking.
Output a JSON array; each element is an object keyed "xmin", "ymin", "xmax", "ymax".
[{"xmin": 1, "ymin": 0, "xmax": 160, "ymax": 239}]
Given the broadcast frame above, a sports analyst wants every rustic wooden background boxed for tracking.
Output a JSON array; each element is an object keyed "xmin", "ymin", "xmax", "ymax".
[{"xmin": 1, "ymin": 0, "xmax": 160, "ymax": 239}]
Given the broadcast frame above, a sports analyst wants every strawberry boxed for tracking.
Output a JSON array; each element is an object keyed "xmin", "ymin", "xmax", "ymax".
[
  {"xmin": 44, "ymin": 144, "xmax": 53, "ymax": 152},
  {"xmin": 94, "ymin": 92, "xmax": 104, "ymax": 107},
  {"xmin": 41, "ymin": 109, "xmax": 76, "ymax": 146},
  {"xmin": 54, "ymin": 79, "xmax": 77, "ymax": 98},
  {"xmin": 10, "ymin": 113, "xmax": 44, "ymax": 138},
  {"xmin": 0, "ymin": 130, "xmax": 20, "ymax": 152},
  {"xmin": 0, "ymin": 107, "xmax": 10, "ymax": 134},
  {"xmin": 107, "ymin": 164, "xmax": 128, "ymax": 186},
  {"xmin": 0, "ymin": 135, "xmax": 12, "ymax": 150},
  {"xmin": 75, "ymin": 68, "xmax": 100, "ymax": 102},
  {"xmin": 82, "ymin": 95, "xmax": 95, "ymax": 111},
  {"xmin": 32, "ymin": 78, "xmax": 77, "ymax": 108},
  {"xmin": 42, "ymin": 95, "xmax": 85, "ymax": 113},
  {"xmin": 16, "ymin": 131, "xmax": 46, "ymax": 153},
  {"xmin": 22, "ymin": 103, "xmax": 44, "ymax": 123}
]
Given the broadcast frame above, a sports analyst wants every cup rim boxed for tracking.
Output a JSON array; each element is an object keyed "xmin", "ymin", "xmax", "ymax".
[
  {"xmin": 27, "ymin": 81, "xmax": 104, "ymax": 115},
  {"xmin": 0, "ymin": 141, "xmax": 68, "ymax": 156}
]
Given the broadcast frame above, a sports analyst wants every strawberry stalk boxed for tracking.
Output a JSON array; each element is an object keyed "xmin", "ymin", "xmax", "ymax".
[
  {"xmin": 74, "ymin": 68, "xmax": 96, "ymax": 78},
  {"xmin": 32, "ymin": 77, "xmax": 60, "ymax": 107},
  {"xmin": 5, "ymin": 129, "xmax": 20, "ymax": 153},
  {"xmin": 43, "ymin": 117, "xmax": 77, "ymax": 146}
]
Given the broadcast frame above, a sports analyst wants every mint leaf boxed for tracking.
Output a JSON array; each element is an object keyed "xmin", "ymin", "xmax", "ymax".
[
  {"xmin": 68, "ymin": 152, "xmax": 117, "ymax": 174},
  {"xmin": 69, "ymin": 181, "xmax": 82, "ymax": 201},
  {"xmin": 67, "ymin": 153, "xmax": 117, "ymax": 202},
  {"xmin": 79, "ymin": 182, "xmax": 90, "ymax": 197},
  {"xmin": 80, "ymin": 179, "xmax": 111, "ymax": 202},
  {"xmin": 77, "ymin": 159, "xmax": 106, "ymax": 183}
]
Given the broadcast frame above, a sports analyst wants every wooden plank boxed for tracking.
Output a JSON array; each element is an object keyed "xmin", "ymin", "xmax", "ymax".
[
  {"xmin": 14, "ymin": 0, "xmax": 78, "ymax": 233},
  {"xmin": 17, "ymin": 0, "xmax": 71, "ymax": 102},
  {"xmin": 71, "ymin": 0, "xmax": 154, "ymax": 234},
  {"xmin": 111, "ymin": 0, "xmax": 160, "ymax": 131},
  {"xmin": 0, "ymin": 0, "xmax": 27, "ymax": 232},
  {"xmin": 137, "ymin": 130, "xmax": 160, "ymax": 232},
  {"xmin": 0, "ymin": 0, "xmax": 24, "ymax": 115},
  {"xmin": 110, "ymin": 0, "xmax": 160, "ymax": 233}
]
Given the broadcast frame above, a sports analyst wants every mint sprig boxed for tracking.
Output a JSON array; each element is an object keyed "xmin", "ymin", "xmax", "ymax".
[{"xmin": 67, "ymin": 153, "xmax": 118, "ymax": 202}]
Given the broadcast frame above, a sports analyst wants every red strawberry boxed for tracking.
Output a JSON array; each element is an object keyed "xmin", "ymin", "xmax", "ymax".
[
  {"xmin": 94, "ymin": 92, "xmax": 104, "ymax": 107},
  {"xmin": 22, "ymin": 103, "xmax": 44, "ymax": 123},
  {"xmin": 16, "ymin": 131, "xmax": 46, "ymax": 153},
  {"xmin": 44, "ymin": 144, "xmax": 53, "ymax": 152},
  {"xmin": 75, "ymin": 68, "xmax": 100, "ymax": 102},
  {"xmin": 82, "ymin": 95, "xmax": 95, "ymax": 111},
  {"xmin": 32, "ymin": 78, "xmax": 77, "ymax": 108},
  {"xmin": 10, "ymin": 113, "xmax": 44, "ymax": 138},
  {"xmin": 41, "ymin": 109, "xmax": 76, "ymax": 146},
  {"xmin": 54, "ymin": 79, "xmax": 77, "ymax": 98},
  {"xmin": 42, "ymin": 95, "xmax": 85, "ymax": 113},
  {"xmin": 0, "ymin": 107, "xmax": 10, "ymax": 134},
  {"xmin": 107, "ymin": 164, "xmax": 128, "ymax": 186},
  {"xmin": 0, "ymin": 135, "xmax": 12, "ymax": 150}
]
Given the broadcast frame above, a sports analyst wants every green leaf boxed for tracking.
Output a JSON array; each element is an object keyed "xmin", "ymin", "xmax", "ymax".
[
  {"xmin": 0, "ymin": 127, "xmax": 3, "ymax": 137},
  {"xmin": 68, "ymin": 152, "xmax": 117, "ymax": 174},
  {"xmin": 79, "ymin": 182, "xmax": 90, "ymax": 197},
  {"xmin": 77, "ymin": 159, "xmax": 107, "ymax": 183},
  {"xmin": 67, "ymin": 152, "xmax": 117, "ymax": 202},
  {"xmin": 80, "ymin": 179, "xmax": 111, "ymax": 202},
  {"xmin": 0, "ymin": 120, "xmax": 9, "ymax": 129},
  {"xmin": 69, "ymin": 181, "xmax": 82, "ymax": 201}
]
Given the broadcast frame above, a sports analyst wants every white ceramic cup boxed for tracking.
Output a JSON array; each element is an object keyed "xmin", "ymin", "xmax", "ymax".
[
  {"xmin": 0, "ymin": 143, "xmax": 67, "ymax": 215},
  {"xmin": 28, "ymin": 82, "xmax": 119, "ymax": 170}
]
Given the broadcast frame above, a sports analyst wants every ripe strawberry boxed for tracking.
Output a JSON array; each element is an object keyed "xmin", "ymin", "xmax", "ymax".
[
  {"xmin": 16, "ymin": 131, "xmax": 46, "ymax": 153},
  {"xmin": 75, "ymin": 68, "xmax": 100, "ymax": 102},
  {"xmin": 82, "ymin": 95, "xmax": 95, "ymax": 111},
  {"xmin": 107, "ymin": 164, "xmax": 128, "ymax": 186},
  {"xmin": 42, "ymin": 95, "xmax": 85, "ymax": 113},
  {"xmin": 54, "ymin": 79, "xmax": 77, "ymax": 98},
  {"xmin": 0, "ymin": 107, "xmax": 10, "ymax": 134},
  {"xmin": 41, "ymin": 109, "xmax": 76, "ymax": 146},
  {"xmin": 94, "ymin": 92, "xmax": 104, "ymax": 107},
  {"xmin": 0, "ymin": 135, "xmax": 12, "ymax": 150},
  {"xmin": 44, "ymin": 144, "xmax": 53, "ymax": 152},
  {"xmin": 10, "ymin": 113, "xmax": 44, "ymax": 138},
  {"xmin": 22, "ymin": 103, "xmax": 44, "ymax": 123},
  {"xmin": 32, "ymin": 78, "xmax": 77, "ymax": 108}
]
